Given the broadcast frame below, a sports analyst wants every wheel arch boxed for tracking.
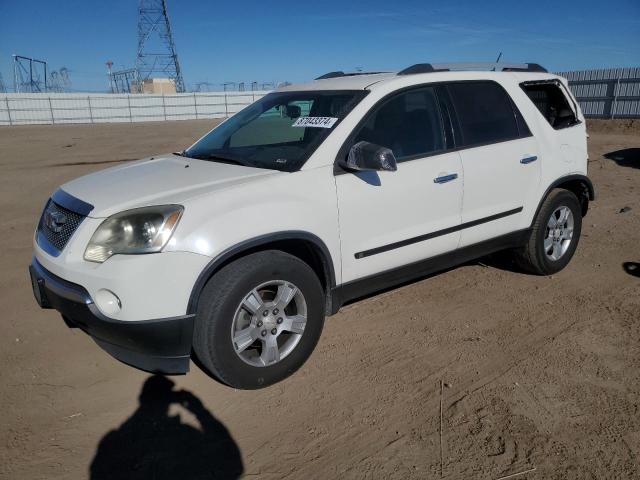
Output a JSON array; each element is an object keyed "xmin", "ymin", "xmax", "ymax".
[
  {"xmin": 533, "ymin": 174, "xmax": 595, "ymax": 222},
  {"xmin": 187, "ymin": 231, "xmax": 337, "ymax": 317}
]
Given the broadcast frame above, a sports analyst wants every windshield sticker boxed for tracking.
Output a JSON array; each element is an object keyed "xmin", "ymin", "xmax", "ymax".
[{"xmin": 292, "ymin": 116, "xmax": 338, "ymax": 129}]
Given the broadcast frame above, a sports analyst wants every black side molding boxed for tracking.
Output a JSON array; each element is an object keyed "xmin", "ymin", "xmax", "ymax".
[
  {"xmin": 355, "ymin": 207, "xmax": 523, "ymax": 259},
  {"xmin": 331, "ymin": 229, "xmax": 531, "ymax": 313}
]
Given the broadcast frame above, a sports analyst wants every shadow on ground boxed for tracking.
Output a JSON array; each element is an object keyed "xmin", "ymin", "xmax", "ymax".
[
  {"xmin": 623, "ymin": 262, "xmax": 640, "ymax": 278},
  {"xmin": 604, "ymin": 148, "xmax": 640, "ymax": 169},
  {"xmin": 90, "ymin": 375, "xmax": 243, "ymax": 480}
]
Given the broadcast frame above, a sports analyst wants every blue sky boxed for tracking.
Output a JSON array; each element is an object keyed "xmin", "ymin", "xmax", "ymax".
[{"xmin": 1, "ymin": 0, "xmax": 639, "ymax": 92}]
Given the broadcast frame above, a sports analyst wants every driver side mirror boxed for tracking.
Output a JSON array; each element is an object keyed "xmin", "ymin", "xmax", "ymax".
[{"xmin": 340, "ymin": 141, "xmax": 398, "ymax": 172}]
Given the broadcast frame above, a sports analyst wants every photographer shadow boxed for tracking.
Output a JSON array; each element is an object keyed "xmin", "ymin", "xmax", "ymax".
[{"xmin": 90, "ymin": 375, "xmax": 243, "ymax": 480}]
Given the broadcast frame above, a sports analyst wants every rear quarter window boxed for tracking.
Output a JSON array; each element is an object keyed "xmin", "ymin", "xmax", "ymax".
[
  {"xmin": 520, "ymin": 81, "xmax": 580, "ymax": 129},
  {"xmin": 447, "ymin": 81, "xmax": 526, "ymax": 147}
]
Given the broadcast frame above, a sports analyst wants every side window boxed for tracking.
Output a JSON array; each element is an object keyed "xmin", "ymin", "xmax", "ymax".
[
  {"xmin": 521, "ymin": 82, "xmax": 579, "ymax": 129},
  {"xmin": 352, "ymin": 87, "xmax": 445, "ymax": 160},
  {"xmin": 448, "ymin": 81, "xmax": 521, "ymax": 147}
]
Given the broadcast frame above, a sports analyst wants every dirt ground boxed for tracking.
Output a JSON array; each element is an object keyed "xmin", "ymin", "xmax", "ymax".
[{"xmin": 0, "ymin": 119, "xmax": 638, "ymax": 480}]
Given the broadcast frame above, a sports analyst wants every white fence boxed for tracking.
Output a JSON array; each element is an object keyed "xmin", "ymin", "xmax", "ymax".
[
  {"xmin": 3, "ymin": 66, "xmax": 640, "ymax": 126},
  {"xmin": 0, "ymin": 91, "xmax": 270, "ymax": 126}
]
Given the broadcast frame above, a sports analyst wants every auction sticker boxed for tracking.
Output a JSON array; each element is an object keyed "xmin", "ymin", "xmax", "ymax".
[{"xmin": 292, "ymin": 116, "xmax": 338, "ymax": 128}]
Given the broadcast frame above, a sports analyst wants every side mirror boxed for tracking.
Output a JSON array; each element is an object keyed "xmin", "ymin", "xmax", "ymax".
[
  {"xmin": 341, "ymin": 141, "xmax": 398, "ymax": 172},
  {"xmin": 284, "ymin": 104, "xmax": 301, "ymax": 119}
]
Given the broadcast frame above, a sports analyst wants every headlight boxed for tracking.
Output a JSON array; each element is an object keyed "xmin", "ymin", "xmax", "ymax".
[{"xmin": 84, "ymin": 205, "xmax": 183, "ymax": 263}]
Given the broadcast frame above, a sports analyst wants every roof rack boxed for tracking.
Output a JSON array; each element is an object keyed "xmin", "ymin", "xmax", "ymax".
[
  {"xmin": 397, "ymin": 62, "xmax": 547, "ymax": 75},
  {"xmin": 314, "ymin": 71, "xmax": 389, "ymax": 80}
]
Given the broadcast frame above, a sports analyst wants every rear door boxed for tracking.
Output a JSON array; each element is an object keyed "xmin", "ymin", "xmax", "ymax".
[
  {"xmin": 445, "ymin": 81, "xmax": 541, "ymax": 247},
  {"xmin": 520, "ymin": 80, "xmax": 587, "ymax": 167},
  {"xmin": 335, "ymin": 86, "xmax": 463, "ymax": 283}
]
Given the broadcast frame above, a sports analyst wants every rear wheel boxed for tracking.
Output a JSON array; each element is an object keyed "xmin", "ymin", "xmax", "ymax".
[
  {"xmin": 515, "ymin": 189, "xmax": 582, "ymax": 275},
  {"xmin": 193, "ymin": 250, "xmax": 325, "ymax": 389}
]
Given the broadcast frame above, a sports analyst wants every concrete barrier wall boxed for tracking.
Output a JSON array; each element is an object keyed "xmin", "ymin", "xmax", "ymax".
[{"xmin": 0, "ymin": 91, "xmax": 270, "ymax": 126}]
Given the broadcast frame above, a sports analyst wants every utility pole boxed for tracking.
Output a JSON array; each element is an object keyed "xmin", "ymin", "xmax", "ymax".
[
  {"xmin": 135, "ymin": 0, "xmax": 185, "ymax": 92},
  {"xmin": 12, "ymin": 55, "xmax": 47, "ymax": 93},
  {"xmin": 106, "ymin": 60, "xmax": 115, "ymax": 93}
]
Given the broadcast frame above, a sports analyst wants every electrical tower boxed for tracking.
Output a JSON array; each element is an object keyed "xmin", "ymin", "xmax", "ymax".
[
  {"xmin": 111, "ymin": 68, "xmax": 141, "ymax": 93},
  {"xmin": 135, "ymin": 0, "xmax": 185, "ymax": 92},
  {"xmin": 49, "ymin": 67, "xmax": 71, "ymax": 92},
  {"xmin": 12, "ymin": 55, "xmax": 47, "ymax": 93}
]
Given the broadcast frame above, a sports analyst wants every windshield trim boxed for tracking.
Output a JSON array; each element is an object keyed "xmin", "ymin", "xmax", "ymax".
[{"xmin": 183, "ymin": 90, "xmax": 369, "ymax": 172}]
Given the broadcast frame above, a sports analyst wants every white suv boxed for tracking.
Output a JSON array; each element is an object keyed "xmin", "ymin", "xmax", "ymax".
[{"xmin": 30, "ymin": 62, "xmax": 594, "ymax": 389}]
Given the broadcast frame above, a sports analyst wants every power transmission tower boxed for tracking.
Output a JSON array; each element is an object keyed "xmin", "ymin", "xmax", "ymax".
[
  {"xmin": 111, "ymin": 68, "xmax": 141, "ymax": 93},
  {"xmin": 49, "ymin": 67, "xmax": 71, "ymax": 93},
  {"xmin": 135, "ymin": 0, "xmax": 185, "ymax": 92},
  {"xmin": 12, "ymin": 55, "xmax": 47, "ymax": 92}
]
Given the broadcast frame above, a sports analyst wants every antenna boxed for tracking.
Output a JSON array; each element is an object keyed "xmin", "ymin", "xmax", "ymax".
[
  {"xmin": 492, "ymin": 52, "xmax": 503, "ymax": 71},
  {"xmin": 135, "ymin": 0, "xmax": 185, "ymax": 92}
]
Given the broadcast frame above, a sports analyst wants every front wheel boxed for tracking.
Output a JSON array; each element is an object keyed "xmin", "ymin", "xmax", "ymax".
[
  {"xmin": 515, "ymin": 189, "xmax": 583, "ymax": 275},
  {"xmin": 193, "ymin": 250, "xmax": 325, "ymax": 389}
]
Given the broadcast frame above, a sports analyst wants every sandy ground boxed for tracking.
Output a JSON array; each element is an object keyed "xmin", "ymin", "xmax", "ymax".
[{"xmin": 0, "ymin": 119, "xmax": 638, "ymax": 480}]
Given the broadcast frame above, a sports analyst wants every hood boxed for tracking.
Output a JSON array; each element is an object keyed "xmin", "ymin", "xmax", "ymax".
[{"xmin": 60, "ymin": 155, "xmax": 280, "ymax": 217}]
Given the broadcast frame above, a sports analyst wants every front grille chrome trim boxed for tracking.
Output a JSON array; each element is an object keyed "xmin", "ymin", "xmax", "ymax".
[{"xmin": 36, "ymin": 196, "xmax": 89, "ymax": 257}]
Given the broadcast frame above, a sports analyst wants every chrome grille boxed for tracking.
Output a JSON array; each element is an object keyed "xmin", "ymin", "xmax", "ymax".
[{"xmin": 38, "ymin": 199, "xmax": 86, "ymax": 254}]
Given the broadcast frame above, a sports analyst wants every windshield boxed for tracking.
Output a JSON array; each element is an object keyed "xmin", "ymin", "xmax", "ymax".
[{"xmin": 184, "ymin": 90, "xmax": 367, "ymax": 172}]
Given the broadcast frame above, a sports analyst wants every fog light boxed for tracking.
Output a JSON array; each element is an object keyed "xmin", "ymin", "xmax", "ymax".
[{"xmin": 95, "ymin": 289, "xmax": 122, "ymax": 316}]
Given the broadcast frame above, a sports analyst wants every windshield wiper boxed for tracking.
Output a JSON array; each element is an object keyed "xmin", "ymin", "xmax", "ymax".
[{"xmin": 189, "ymin": 152, "xmax": 250, "ymax": 167}]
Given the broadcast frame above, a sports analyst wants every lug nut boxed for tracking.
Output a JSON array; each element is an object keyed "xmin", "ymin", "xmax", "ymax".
[
  {"xmin": 273, "ymin": 308, "xmax": 279, "ymax": 315},
  {"xmin": 261, "ymin": 330, "xmax": 267, "ymax": 337},
  {"xmin": 257, "ymin": 320, "xmax": 263, "ymax": 327},
  {"xmin": 276, "ymin": 317, "xmax": 283, "ymax": 324},
  {"xmin": 262, "ymin": 310, "xmax": 269, "ymax": 317},
  {"xmin": 271, "ymin": 328, "xmax": 278, "ymax": 335}
]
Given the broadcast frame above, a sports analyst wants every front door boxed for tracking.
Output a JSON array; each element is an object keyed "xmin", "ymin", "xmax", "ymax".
[{"xmin": 335, "ymin": 86, "xmax": 463, "ymax": 284}]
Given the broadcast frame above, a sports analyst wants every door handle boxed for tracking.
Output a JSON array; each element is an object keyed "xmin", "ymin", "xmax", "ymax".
[
  {"xmin": 433, "ymin": 173, "xmax": 458, "ymax": 184},
  {"xmin": 520, "ymin": 155, "xmax": 538, "ymax": 164}
]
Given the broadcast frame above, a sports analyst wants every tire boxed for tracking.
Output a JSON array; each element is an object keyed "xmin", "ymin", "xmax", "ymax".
[
  {"xmin": 193, "ymin": 250, "xmax": 325, "ymax": 389},
  {"xmin": 515, "ymin": 188, "xmax": 582, "ymax": 275}
]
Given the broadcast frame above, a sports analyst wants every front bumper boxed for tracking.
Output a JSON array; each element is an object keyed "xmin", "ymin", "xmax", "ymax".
[{"xmin": 29, "ymin": 258, "xmax": 195, "ymax": 374}]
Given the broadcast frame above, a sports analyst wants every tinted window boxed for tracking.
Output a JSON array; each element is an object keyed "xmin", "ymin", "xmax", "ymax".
[
  {"xmin": 185, "ymin": 91, "xmax": 366, "ymax": 172},
  {"xmin": 448, "ymin": 81, "xmax": 520, "ymax": 147},
  {"xmin": 352, "ymin": 87, "xmax": 444, "ymax": 160},
  {"xmin": 521, "ymin": 82, "xmax": 579, "ymax": 129}
]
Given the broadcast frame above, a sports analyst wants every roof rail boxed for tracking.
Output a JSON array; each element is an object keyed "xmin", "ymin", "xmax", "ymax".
[
  {"xmin": 397, "ymin": 62, "xmax": 548, "ymax": 75},
  {"xmin": 315, "ymin": 71, "xmax": 345, "ymax": 80},
  {"xmin": 314, "ymin": 71, "xmax": 390, "ymax": 80}
]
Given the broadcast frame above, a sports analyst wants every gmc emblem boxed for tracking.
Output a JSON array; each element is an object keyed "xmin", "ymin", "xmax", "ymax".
[{"xmin": 44, "ymin": 210, "xmax": 67, "ymax": 233}]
